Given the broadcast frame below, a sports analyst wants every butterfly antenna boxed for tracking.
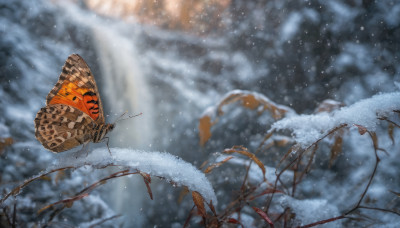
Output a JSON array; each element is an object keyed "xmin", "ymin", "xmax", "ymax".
[{"xmin": 114, "ymin": 112, "xmax": 143, "ymax": 124}]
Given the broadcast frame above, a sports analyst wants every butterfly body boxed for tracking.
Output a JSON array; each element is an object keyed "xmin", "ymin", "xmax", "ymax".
[{"xmin": 35, "ymin": 54, "xmax": 113, "ymax": 153}]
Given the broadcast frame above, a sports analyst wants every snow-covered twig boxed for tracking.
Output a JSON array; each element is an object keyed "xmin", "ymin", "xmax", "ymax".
[{"xmin": 1, "ymin": 148, "xmax": 217, "ymax": 211}]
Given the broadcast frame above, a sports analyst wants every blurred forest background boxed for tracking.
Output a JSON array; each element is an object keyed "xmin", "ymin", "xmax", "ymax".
[{"xmin": 1, "ymin": 0, "xmax": 400, "ymax": 227}]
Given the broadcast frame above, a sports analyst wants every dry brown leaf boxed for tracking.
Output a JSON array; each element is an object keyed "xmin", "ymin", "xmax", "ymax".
[
  {"xmin": 275, "ymin": 138, "xmax": 291, "ymax": 147},
  {"xmin": 216, "ymin": 93, "xmax": 242, "ymax": 115},
  {"xmin": 178, "ymin": 186, "xmax": 190, "ymax": 204},
  {"xmin": 241, "ymin": 94, "xmax": 260, "ymax": 109},
  {"xmin": 192, "ymin": 191, "xmax": 206, "ymax": 217},
  {"xmin": 315, "ymin": 99, "xmax": 344, "ymax": 113},
  {"xmin": 329, "ymin": 136, "xmax": 343, "ymax": 168},
  {"xmin": 140, "ymin": 172, "xmax": 153, "ymax": 200},
  {"xmin": 389, "ymin": 190, "xmax": 400, "ymax": 197},
  {"xmin": 55, "ymin": 170, "xmax": 66, "ymax": 185},
  {"xmin": 204, "ymin": 156, "xmax": 233, "ymax": 174},
  {"xmin": 252, "ymin": 206, "xmax": 275, "ymax": 227},
  {"xmin": 223, "ymin": 146, "xmax": 266, "ymax": 180},
  {"xmin": 227, "ymin": 218, "xmax": 244, "ymax": 227},
  {"xmin": 0, "ymin": 137, "xmax": 13, "ymax": 154},
  {"xmin": 370, "ymin": 132, "xmax": 379, "ymax": 149},
  {"xmin": 355, "ymin": 124, "xmax": 368, "ymax": 135},
  {"xmin": 199, "ymin": 115, "xmax": 214, "ymax": 146},
  {"xmin": 199, "ymin": 91, "xmax": 291, "ymax": 146},
  {"xmin": 208, "ymin": 200, "xmax": 217, "ymax": 215}
]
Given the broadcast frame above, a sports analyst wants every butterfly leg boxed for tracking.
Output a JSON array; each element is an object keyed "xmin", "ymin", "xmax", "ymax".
[
  {"xmin": 83, "ymin": 143, "xmax": 90, "ymax": 157},
  {"xmin": 73, "ymin": 143, "xmax": 89, "ymax": 158},
  {"xmin": 103, "ymin": 137, "xmax": 112, "ymax": 156}
]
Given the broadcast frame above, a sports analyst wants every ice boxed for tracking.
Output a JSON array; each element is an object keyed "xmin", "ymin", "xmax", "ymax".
[
  {"xmin": 49, "ymin": 147, "xmax": 217, "ymax": 204},
  {"xmin": 271, "ymin": 92, "xmax": 400, "ymax": 148}
]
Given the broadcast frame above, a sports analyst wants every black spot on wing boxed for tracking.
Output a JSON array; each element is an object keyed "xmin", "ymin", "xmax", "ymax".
[
  {"xmin": 62, "ymin": 68, "xmax": 69, "ymax": 75},
  {"xmin": 83, "ymin": 91, "xmax": 96, "ymax": 96},
  {"xmin": 86, "ymin": 100, "xmax": 98, "ymax": 104}
]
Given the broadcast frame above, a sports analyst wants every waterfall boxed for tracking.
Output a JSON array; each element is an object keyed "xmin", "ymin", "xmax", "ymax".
[
  {"xmin": 92, "ymin": 26, "xmax": 154, "ymax": 150},
  {"xmin": 93, "ymin": 27, "xmax": 154, "ymax": 227},
  {"xmin": 63, "ymin": 3, "xmax": 155, "ymax": 226}
]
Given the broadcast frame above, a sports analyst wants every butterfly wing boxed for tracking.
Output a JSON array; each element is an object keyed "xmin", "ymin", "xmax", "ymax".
[
  {"xmin": 46, "ymin": 54, "xmax": 105, "ymax": 124},
  {"xmin": 34, "ymin": 104, "xmax": 96, "ymax": 153}
]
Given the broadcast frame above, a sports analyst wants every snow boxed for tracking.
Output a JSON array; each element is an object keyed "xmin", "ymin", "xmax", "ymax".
[
  {"xmin": 382, "ymin": 3, "xmax": 400, "ymax": 27},
  {"xmin": 271, "ymin": 92, "xmax": 400, "ymax": 148},
  {"xmin": 281, "ymin": 12, "xmax": 302, "ymax": 41},
  {"xmin": 49, "ymin": 147, "xmax": 217, "ymax": 204},
  {"xmin": 279, "ymin": 196, "xmax": 340, "ymax": 227},
  {"xmin": 335, "ymin": 43, "xmax": 373, "ymax": 73},
  {"xmin": 1, "ymin": 0, "xmax": 400, "ymax": 226}
]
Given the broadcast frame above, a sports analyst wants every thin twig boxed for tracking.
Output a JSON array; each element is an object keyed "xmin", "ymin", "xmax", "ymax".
[
  {"xmin": 2, "ymin": 206, "xmax": 12, "ymax": 227},
  {"xmin": 300, "ymin": 129, "xmax": 388, "ymax": 228},
  {"xmin": 346, "ymin": 131, "xmax": 380, "ymax": 214},
  {"xmin": 378, "ymin": 117, "xmax": 400, "ymax": 128},
  {"xmin": 12, "ymin": 199, "xmax": 16, "ymax": 228},
  {"xmin": 298, "ymin": 215, "xmax": 347, "ymax": 228},
  {"xmin": 0, "ymin": 167, "xmax": 75, "ymax": 205},
  {"xmin": 267, "ymin": 124, "xmax": 348, "ymax": 212},
  {"xmin": 357, "ymin": 206, "xmax": 400, "ymax": 216},
  {"xmin": 183, "ymin": 205, "xmax": 195, "ymax": 228},
  {"xmin": 291, "ymin": 150, "xmax": 303, "ymax": 196},
  {"xmin": 40, "ymin": 170, "xmax": 140, "ymax": 214},
  {"xmin": 89, "ymin": 214, "xmax": 122, "ymax": 228}
]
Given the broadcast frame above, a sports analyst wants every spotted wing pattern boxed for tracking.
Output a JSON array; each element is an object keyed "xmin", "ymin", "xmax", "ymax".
[
  {"xmin": 35, "ymin": 104, "xmax": 96, "ymax": 152},
  {"xmin": 46, "ymin": 54, "xmax": 105, "ymax": 124},
  {"xmin": 34, "ymin": 54, "xmax": 114, "ymax": 153}
]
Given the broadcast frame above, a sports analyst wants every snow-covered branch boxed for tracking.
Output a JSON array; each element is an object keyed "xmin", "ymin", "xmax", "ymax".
[
  {"xmin": 271, "ymin": 92, "xmax": 400, "ymax": 148},
  {"xmin": 1, "ymin": 148, "xmax": 217, "ymax": 207},
  {"xmin": 50, "ymin": 148, "xmax": 217, "ymax": 204}
]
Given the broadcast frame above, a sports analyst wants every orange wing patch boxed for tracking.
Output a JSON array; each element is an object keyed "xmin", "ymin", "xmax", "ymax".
[
  {"xmin": 35, "ymin": 54, "xmax": 115, "ymax": 153},
  {"xmin": 48, "ymin": 80, "xmax": 100, "ymax": 121}
]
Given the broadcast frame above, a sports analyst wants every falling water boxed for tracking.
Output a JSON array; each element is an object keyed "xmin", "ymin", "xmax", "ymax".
[
  {"xmin": 92, "ymin": 26, "xmax": 155, "ymax": 227},
  {"xmin": 52, "ymin": 2, "xmax": 155, "ymax": 226}
]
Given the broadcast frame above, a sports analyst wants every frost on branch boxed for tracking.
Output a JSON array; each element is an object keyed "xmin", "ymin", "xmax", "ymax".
[
  {"xmin": 0, "ymin": 148, "xmax": 217, "ymax": 211},
  {"xmin": 190, "ymin": 89, "xmax": 400, "ymax": 227},
  {"xmin": 271, "ymin": 92, "xmax": 400, "ymax": 148},
  {"xmin": 50, "ymin": 148, "xmax": 217, "ymax": 204}
]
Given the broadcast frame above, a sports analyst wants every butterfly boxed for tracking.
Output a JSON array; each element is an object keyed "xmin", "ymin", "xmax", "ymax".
[{"xmin": 34, "ymin": 54, "xmax": 114, "ymax": 153}]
